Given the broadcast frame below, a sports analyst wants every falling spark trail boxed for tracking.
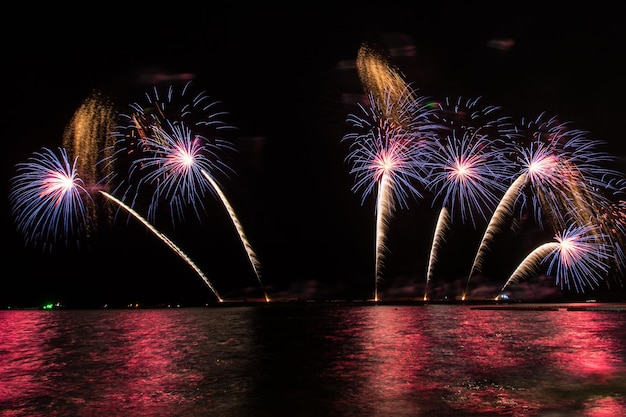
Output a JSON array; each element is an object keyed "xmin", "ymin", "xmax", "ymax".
[
  {"xmin": 100, "ymin": 191, "xmax": 223, "ymax": 302},
  {"xmin": 374, "ymin": 173, "xmax": 394, "ymax": 302},
  {"xmin": 498, "ymin": 222, "xmax": 611, "ymax": 298},
  {"xmin": 464, "ymin": 173, "xmax": 528, "ymax": 299},
  {"xmin": 201, "ymin": 169, "xmax": 269, "ymax": 302},
  {"xmin": 496, "ymin": 242, "xmax": 558, "ymax": 299},
  {"xmin": 344, "ymin": 43, "xmax": 440, "ymax": 301},
  {"xmin": 424, "ymin": 206, "xmax": 450, "ymax": 301}
]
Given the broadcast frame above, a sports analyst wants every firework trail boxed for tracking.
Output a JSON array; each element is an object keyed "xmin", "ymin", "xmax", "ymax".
[
  {"xmin": 498, "ymin": 223, "xmax": 611, "ymax": 298},
  {"xmin": 424, "ymin": 206, "xmax": 450, "ymax": 300},
  {"xmin": 343, "ymin": 44, "xmax": 439, "ymax": 301},
  {"xmin": 112, "ymin": 81, "xmax": 269, "ymax": 300},
  {"xmin": 465, "ymin": 172, "xmax": 527, "ymax": 299},
  {"xmin": 100, "ymin": 191, "xmax": 223, "ymax": 301},
  {"xmin": 464, "ymin": 113, "xmax": 626, "ymax": 299},
  {"xmin": 201, "ymin": 169, "xmax": 267, "ymax": 302},
  {"xmin": 9, "ymin": 147, "xmax": 224, "ymax": 301},
  {"xmin": 422, "ymin": 97, "xmax": 515, "ymax": 299},
  {"xmin": 62, "ymin": 90, "xmax": 117, "ymax": 239}
]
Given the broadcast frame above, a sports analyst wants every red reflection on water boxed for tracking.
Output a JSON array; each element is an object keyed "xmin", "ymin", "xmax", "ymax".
[
  {"xmin": 91, "ymin": 310, "xmax": 205, "ymax": 411},
  {"xmin": 540, "ymin": 312, "xmax": 621, "ymax": 381},
  {"xmin": 0, "ymin": 311, "xmax": 60, "ymax": 407},
  {"xmin": 322, "ymin": 306, "xmax": 626, "ymax": 416},
  {"xmin": 360, "ymin": 307, "xmax": 431, "ymax": 390},
  {"xmin": 536, "ymin": 311, "xmax": 626, "ymax": 416},
  {"xmin": 585, "ymin": 397, "xmax": 626, "ymax": 417},
  {"xmin": 0, "ymin": 310, "xmax": 210, "ymax": 416},
  {"xmin": 322, "ymin": 306, "xmax": 433, "ymax": 414}
]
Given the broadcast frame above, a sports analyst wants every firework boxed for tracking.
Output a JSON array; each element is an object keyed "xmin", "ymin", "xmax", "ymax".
[
  {"xmin": 421, "ymin": 97, "xmax": 515, "ymax": 299},
  {"xmin": 498, "ymin": 222, "xmax": 611, "ymax": 298},
  {"xmin": 424, "ymin": 128, "xmax": 511, "ymax": 228},
  {"xmin": 9, "ymin": 146, "xmax": 225, "ymax": 302},
  {"xmin": 506, "ymin": 113, "xmax": 621, "ymax": 231},
  {"xmin": 112, "ymin": 82, "xmax": 237, "ymax": 224},
  {"xmin": 343, "ymin": 44, "xmax": 440, "ymax": 301},
  {"xmin": 62, "ymin": 90, "xmax": 118, "ymax": 239},
  {"xmin": 126, "ymin": 120, "xmax": 227, "ymax": 225},
  {"xmin": 464, "ymin": 113, "xmax": 626, "ymax": 299},
  {"xmin": 113, "ymin": 81, "xmax": 268, "ymax": 300},
  {"xmin": 9, "ymin": 147, "xmax": 91, "ymax": 250}
]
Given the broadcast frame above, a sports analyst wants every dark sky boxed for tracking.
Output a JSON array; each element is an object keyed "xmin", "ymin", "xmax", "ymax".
[{"xmin": 3, "ymin": 4, "xmax": 626, "ymax": 307}]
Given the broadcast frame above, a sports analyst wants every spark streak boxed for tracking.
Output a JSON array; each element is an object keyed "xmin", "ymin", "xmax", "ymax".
[
  {"xmin": 100, "ymin": 191, "xmax": 223, "ymax": 302},
  {"xmin": 201, "ymin": 170, "xmax": 268, "ymax": 302},
  {"xmin": 498, "ymin": 223, "xmax": 611, "ymax": 297},
  {"xmin": 424, "ymin": 206, "xmax": 450, "ymax": 300}
]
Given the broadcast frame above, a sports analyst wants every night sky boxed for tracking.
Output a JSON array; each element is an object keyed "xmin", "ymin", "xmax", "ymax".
[{"xmin": 3, "ymin": 4, "xmax": 626, "ymax": 307}]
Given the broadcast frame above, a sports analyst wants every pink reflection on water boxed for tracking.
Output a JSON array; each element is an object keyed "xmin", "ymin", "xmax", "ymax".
[
  {"xmin": 321, "ymin": 305, "xmax": 626, "ymax": 416},
  {"xmin": 538, "ymin": 311, "xmax": 622, "ymax": 380},
  {"xmin": 85, "ymin": 310, "xmax": 207, "ymax": 413},
  {"xmin": 322, "ymin": 306, "xmax": 434, "ymax": 415},
  {"xmin": 584, "ymin": 397, "xmax": 626, "ymax": 417},
  {"xmin": 534, "ymin": 310, "xmax": 626, "ymax": 416},
  {"xmin": 0, "ymin": 309, "xmax": 235, "ymax": 416},
  {"xmin": 0, "ymin": 311, "xmax": 63, "ymax": 412}
]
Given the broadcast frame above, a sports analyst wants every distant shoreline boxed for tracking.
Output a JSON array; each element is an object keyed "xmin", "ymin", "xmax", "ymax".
[{"xmin": 4, "ymin": 299, "xmax": 626, "ymax": 311}]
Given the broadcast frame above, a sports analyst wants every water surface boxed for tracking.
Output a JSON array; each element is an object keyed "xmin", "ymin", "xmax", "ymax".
[{"xmin": 1, "ymin": 304, "xmax": 625, "ymax": 416}]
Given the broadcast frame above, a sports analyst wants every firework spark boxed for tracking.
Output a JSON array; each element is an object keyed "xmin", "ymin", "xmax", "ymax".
[
  {"xmin": 498, "ymin": 223, "xmax": 611, "ymax": 298},
  {"xmin": 424, "ymin": 206, "xmax": 450, "ymax": 300},
  {"xmin": 9, "ymin": 147, "xmax": 91, "ymax": 250},
  {"xmin": 343, "ymin": 44, "xmax": 439, "ymax": 301},
  {"xmin": 464, "ymin": 113, "xmax": 625, "ymax": 299},
  {"xmin": 9, "ymin": 147, "xmax": 224, "ymax": 301},
  {"xmin": 113, "ymin": 82, "xmax": 268, "ymax": 300}
]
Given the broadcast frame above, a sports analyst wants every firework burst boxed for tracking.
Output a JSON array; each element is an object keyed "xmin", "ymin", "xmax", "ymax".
[
  {"xmin": 9, "ymin": 146, "xmax": 225, "ymax": 302},
  {"xmin": 465, "ymin": 113, "xmax": 626, "ymax": 299},
  {"xmin": 421, "ymin": 97, "xmax": 515, "ymax": 300},
  {"xmin": 343, "ymin": 44, "xmax": 440, "ymax": 301},
  {"xmin": 498, "ymin": 222, "xmax": 612, "ymax": 297},
  {"xmin": 112, "ymin": 81, "xmax": 268, "ymax": 301},
  {"xmin": 9, "ymin": 147, "xmax": 92, "ymax": 250}
]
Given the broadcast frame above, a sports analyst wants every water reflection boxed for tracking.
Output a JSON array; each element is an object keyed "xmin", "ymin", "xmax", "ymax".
[
  {"xmin": 316, "ymin": 305, "xmax": 626, "ymax": 416},
  {"xmin": 1, "ymin": 305, "xmax": 625, "ymax": 417},
  {"xmin": 0, "ymin": 311, "xmax": 61, "ymax": 414},
  {"xmin": 320, "ymin": 306, "xmax": 432, "ymax": 415}
]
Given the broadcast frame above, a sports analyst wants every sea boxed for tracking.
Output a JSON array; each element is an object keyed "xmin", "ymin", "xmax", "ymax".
[{"xmin": 1, "ymin": 302, "xmax": 626, "ymax": 417}]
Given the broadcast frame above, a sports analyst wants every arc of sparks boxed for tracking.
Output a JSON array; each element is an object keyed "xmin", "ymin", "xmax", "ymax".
[
  {"xmin": 374, "ymin": 173, "xmax": 394, "ymax": 302},
  {"xmin": 496, "ymin": 242, "xmax": 557, "ymax": 300},
  {"xmin": 464, "ymin": 172, "xmax": 527, "ymax": 299},
  {"xmin": 497, "ymin": 222, "xmax": 611, "ymax": 299},
  {"xmin": 345, "ymin": 43, "xmax": 439, "ymax": 301},
  {"xmin": 100, "ymin": 191, "xmax": 223, "ymax": 302},
  {"xmin": 201, "ymin": 169, "xmax": 269, "ymax": 302},
  {"xmin": 424, "ymin": 206, "xmax": 450, "ymax": 301}
]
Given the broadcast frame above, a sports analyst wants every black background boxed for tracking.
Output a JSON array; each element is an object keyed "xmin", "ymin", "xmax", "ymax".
[{"xmin": 3, "ymin": 3, "xmax": 625, "ymax": 307}]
